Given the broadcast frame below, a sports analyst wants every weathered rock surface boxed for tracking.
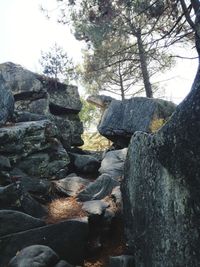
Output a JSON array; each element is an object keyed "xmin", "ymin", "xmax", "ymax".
[
  {"xmin": 53, "ymin": 175, "xmax": 90, "ymax": 197},
  {"xmin": 99, "ymin": 148, "xmax": 127, "ymax": 180},
  {"xmin": 8, "ymin": 245, "xmax": 59, "ymax": 267},
  {"xmin": 10, "ymin": 168, "xmax": 51, "ymax": 196},
  {"xmin": 0, "ymin": 210, "xmax": 45, "ymax": 237},
  {"xmin": 0, "ymin": 77, "xmax": 15, "ymax": 126},
  {"xmin": 0, "ymin": 120, "xmax": 70, "ymax": 178},
  {"xmin": 0, "ymin": 183, "xmax": 47, "ymax": 218},
  {"xmin": 98, "ymin": 97, "xmax": 176, "ymax": 147},
  {"xmin": 0, "ymin": 62, "xmax": 83, "ymax": 147},
  {"xmin": 70, "ymin": 153, "xmax": 101, "ymax": 175},
  {"xmin": 0, "ymin": 219, "xmax": 88, "ymax": 266},
  {"xmin": 13, "ymin": 111, "xmax": 47, "ymax": 123},
  {"xmin": 0, "ymin": 120, "xmax": 57, "ymax": 161},
  {"xmin": 122, "ymin": 62, "xmax": 200, "ymax": 266},
  {"xmin": 78, "ymin": 174, "xmax": 119, "ymax": 201}
]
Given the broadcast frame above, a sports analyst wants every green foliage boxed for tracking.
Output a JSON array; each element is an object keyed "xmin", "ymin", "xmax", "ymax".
[
  {"xmin": 39, "ymin": 43, "xmax": 76, "ymax": 83},
  {"xmin": 53, "ymin": 0, "xmax": 194, "ymax": 98},
  {"xmin": 81, "ymin": 132, "xmax": 111, "ymax": 151},
  {"xmin": 79, "ymin": 98, "xmax": 101, "ymax": 130}
]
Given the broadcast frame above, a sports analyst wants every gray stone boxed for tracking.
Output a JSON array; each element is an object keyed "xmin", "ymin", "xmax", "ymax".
[
  {"xmin": 16, "ymin": 150, "xmax": 69, "ymax": 179},
  {"xmin": 13, "ymin": 111, "xmax": 47, "ymax": 122},
  {"xmin": 99, "ymin": 148, "xmax": 127, "ymax": 179},
  {"xmin": 0, "ymin": 210, "xmax": 45, "ymax": 237},
  {"xmin": 70, "ymin": 153, "xmax": 101, "ymax": 174},
  {"xmin": 0, "ymin": 171, "xmax": 11, "ymax": 186},
  {"xmin": 121, "ymin": 69, "xmax": 200, "ymax": 267},
  {"xmin": 0, "ymin": 183, "xmax": 20, "ymax": 209},
  {"xmin": 98, "ymin": 97, "xmax": 176, "ymax": 147},
  {"xmin": 0, "ymin": 120, "xmax": 70, "ymax": 178},
  {"xmin": 0, "ymin": 62, "xmax": 44, "ymax": 94},
  {"xmin": 0, "ymin": 79, "xmax": 14, "ymax": 126},
  {"xmin": 0, "ymin": 183, "xmax": 47, "ymax": 218},
  {"xmin": 0, "ymin": 155, "xmax": 11, "ymax": 170},
  {"xmin": 50, "ymin": 115, "xmax": 83, "ymax": 149},
  {"xmin": 0, "ymin": 219, "xmax": 88, "ymax": 266},
  {"xmin": 109, "ymin": 255, "xmax": 135, "ymax": 267},
  {"xmin": 0, "ymin": 62, "xmax": 83, "ymax": 147},
  {"xmin": 8, "ymin": 245, "xmax": 59, "ymax": 267},
  {"xmin": 0, "ymin": 120, "xmax": 58, "ymax": 163},
  {"xmin": 82, "ymin": 200, "xmax": 109, "ymax": 216},
  {"xmin": 87, "ymin": 94, "xmax": 115, "ymax": 108},
  {"xmin": 77, "ymin": 174, "xmax": 119, "ymax": 201},
  {"xmin": 10, "ymin": 168, "xmax": 51, "ymax": 196},
  {"xmin": 53, "ymin": 175, "xmax": 90, "ymax": 197}
]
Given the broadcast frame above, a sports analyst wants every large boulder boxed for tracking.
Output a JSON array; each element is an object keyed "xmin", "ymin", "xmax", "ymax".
[
  {"xmin": 121, "ymin": 40, "xmax": 200, "ymax": 266},
  {"xmin": 0, "ymin": 78, "xmax": 14, "ymax": 126},
  {"xmin": 0, "ymin": 219, "xmax": 88, "ymax": 266},
  {"xmin": 98, "ymin": 97, "xmax": 176, "ymax": 147},
  {"xmin": 0, "ymin": 62, "xmax": 83, "ymax": 148}
]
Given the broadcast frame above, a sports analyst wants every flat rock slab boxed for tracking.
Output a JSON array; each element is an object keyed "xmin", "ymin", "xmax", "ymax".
[
  {"xmin": 77, "ymin": 174, "xmax": 119, "ymax": 202},
  {"xmin": 0, "ymin": 210, "xmax": 45, "ymax": 237},
  {"xmin": 98, "ymin": 97, "xmax": 176, "ymax": 147},
  {"xmin": 53, "ymin": 175, "xmax": 90, "ymax": 197},
  {"xmin": 0, "ymin": 219, "xmax": 88, "ymax": 267}
]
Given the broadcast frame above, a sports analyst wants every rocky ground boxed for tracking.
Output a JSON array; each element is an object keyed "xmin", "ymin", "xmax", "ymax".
[{"xmin": 0, "ymin": 62, "xmax": 177, "ymax": 267}]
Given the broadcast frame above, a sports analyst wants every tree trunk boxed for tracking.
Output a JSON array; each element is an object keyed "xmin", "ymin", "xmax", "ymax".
[
  {"xmin": 118, "ymin": 62, "xmax": 125, "ymax": 100},
  {"xmin": 136, "ymin": 31, "xmax": 153, "ymax": 98}
]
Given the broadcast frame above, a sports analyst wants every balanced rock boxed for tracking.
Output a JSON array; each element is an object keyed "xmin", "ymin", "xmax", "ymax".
[{"xmin": 98, "ymin": 97, "xmax": 176, "ymax": 147}]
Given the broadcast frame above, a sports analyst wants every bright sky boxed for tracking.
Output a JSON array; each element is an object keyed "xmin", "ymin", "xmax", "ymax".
[
  {"xmin": 0, "ymin": 0, "xmax": 199, "ymax": 103},
  {"xmin": 0, "ymin": 0, "xmax": 84, "ymax": 71}
]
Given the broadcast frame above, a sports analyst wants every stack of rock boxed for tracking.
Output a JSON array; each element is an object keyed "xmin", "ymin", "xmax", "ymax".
[{"xmin": 0, "ymin": 62, "xmax": 88, "ymax": 267}]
